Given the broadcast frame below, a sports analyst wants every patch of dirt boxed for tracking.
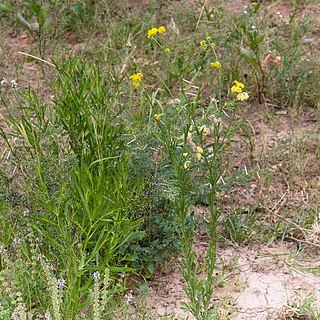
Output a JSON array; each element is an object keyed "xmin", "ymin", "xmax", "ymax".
[
  {"xmin": 230, "ymin": 106, "xmax": 320, "ymax": 212},
  {"xmin": 129, "ymin": 241, "xmax": 320, "ymax": 319},
  {"xmin": 219, "ymin": 0, "xmax": 250, "ymax": 15},
  {"xmin": 264, "ymin": 2, "xmax": 294, "ymax": 24}
]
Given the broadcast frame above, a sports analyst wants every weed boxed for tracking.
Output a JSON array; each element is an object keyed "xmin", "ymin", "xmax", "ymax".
[{"xmin": 0, "ymin": 0, "xmax": 319, "ymax": 319}]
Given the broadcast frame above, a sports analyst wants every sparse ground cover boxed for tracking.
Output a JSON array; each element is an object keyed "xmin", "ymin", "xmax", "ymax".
[{"xmin": 0, "ymin": 0, "xmax": 319, "ymax": 319}]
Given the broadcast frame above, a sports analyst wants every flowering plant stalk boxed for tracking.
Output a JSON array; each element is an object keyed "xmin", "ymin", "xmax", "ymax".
[
  {"xmin": 152, "ymin": 89, "xmax": 239, "ymax": 319},
  {"xmin": 151, "ymin": 38, "xmax": 245, "ymax": 318}
]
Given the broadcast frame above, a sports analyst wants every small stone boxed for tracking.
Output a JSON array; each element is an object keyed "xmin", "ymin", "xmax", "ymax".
[{"xmin": 157, "ymin": 306, "xmax": 166, "ymax": 316}]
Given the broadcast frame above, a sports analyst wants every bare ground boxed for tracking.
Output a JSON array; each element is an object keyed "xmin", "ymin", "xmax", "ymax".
[{"xmin": 125, "ymin": 239, "xmax": 320, "ymax": 319}]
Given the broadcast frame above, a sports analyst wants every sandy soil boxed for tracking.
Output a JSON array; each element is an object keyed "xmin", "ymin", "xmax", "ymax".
[{"xmin": 128, "ymin": 240, "xmax": 320, "ymax": 319}]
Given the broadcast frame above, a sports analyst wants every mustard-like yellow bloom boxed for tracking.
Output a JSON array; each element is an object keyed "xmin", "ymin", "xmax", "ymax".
[
  {"xmin": 206, "ymin": 36, "xmax": 212, "ymax": 41},
  {"xmin": 147, "ymin": 27, "xmax": 158, "ymax": 38},
  {"xmin": 182, "ymin": 152, "xmax": 188, "ymax": 157},
  {"xmin": 231, "ymin": 85, "xmax": 242, "ymax": 93},
  {"xmin": 199, "ymin": 40, "xmax": 207, "ymax": 48},
  {"xmin": 184, "ymin": 161, "xmax": 191, "ymax": 170},
  {"xmin": 154, "ymin": 113, "xmax": 161, "ymax": 121},
  {"xmin": 130, "ymin": 72, "xmax": 143, "ymax": 88},
  {"xmin": 130, "ymin": 73, "xmax": 143, "ymax": 82},
  {"xmin": 200, "ymin": 125, "xmax": 209, "ymax": 135},
  {"xmin": 210, "ymin": 61, "xmax": 222, "ymax": 69},
  {"xmin": 234, "ymin": 80, "xmax": 244, "ymax": 89},
  {"xmin": 231, "ymin": 80, "xmax": 245, "ymax": 93},
  {"xmin": 196, "ymin": 146, "xmax": 203, "ymax": 154},
  {"xmin": 157, "ymin": 26, "xmax": 166, "ymax": 34},
  {"xmin": 236, "ymin": 92, "xmax": 249, "ymax": 101},
  {"xmin": 164, "ymin": 48, "xmax": 171, "ymax": 54},
  {"xmin": 195, "ymin": 153, "xmax": 202, "ymax": 161}
]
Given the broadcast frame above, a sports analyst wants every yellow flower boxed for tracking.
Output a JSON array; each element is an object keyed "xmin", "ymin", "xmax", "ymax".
[
  {"xmin": 136, "ymin": 72, "xmax": 143, "ymax": 79},
  {"xmin": 196, "ymin": 146, "xmax": 203, "ymax": 154},
  {"xmin": 154, "ymin": 113, "xmax": 161, "ymax": 121},
  {"xmin": 210, "ymin": 61, "xmax": 222, "ymax": 69},
  {"xmin": 183, "ymin": 152, "xmax": 188, "ymax": 157},
  {"xmin": 200, "ymin": 125, "xmax": 208, "ymax": 135},
  {"xmin": 195, "ymin": 153, "xmax": 202, "ymax": 161},
  {"xmin": 206, "ymin": 36, "xmax": 212, "ymax": 41},
  {"xmin": 164, "ymin": 48, "xmax": 171, "ymax": 54},
  {"xmin": 231, "ymin": 85, "xmax": 242, "ymax": 93},
  {"xmin": 130, "ymin": 72, "xmax": 143, "ymax": 88},
  {"xmin": 130, "ymin": 73, "xmax": 143, "ymax": 82},
  {"xmin": 236, "ymin": 92, "xmax": 249, "ymax": 101},
  {"xmin": 184, "ymin": 161, "xmax": 191, "ymax": 170},
  {"xmin": 199, "ymin": 40, "xmax": 207, "ymax": 48},
  {"xmin": 231, "ymin": 80, "xmax": 244, "ymax": 93},
  {"xmin": 147, "ymin": 27, "xmax": 158, "ymax": 38},
  {"xmin": 157, "ymin": 26, "xmax": 166, "ymax": 34},
  {"xmin": 234, "ymin": 80, "xmax": 244, "ymax": 89}
]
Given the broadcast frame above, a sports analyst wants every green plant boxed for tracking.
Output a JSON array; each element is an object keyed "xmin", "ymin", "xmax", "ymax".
[
  {"xmin": 223, "ymin": 206, "xmax": 260, "ymax": 244},
  {"xmin": 150, "ymin": 40, "xmax": 247, "ymax": 318},
  {"xmin": 0, "ymin": 57, "xmax": 150, "ymax": 317},
  {"xmin": 1, "ymin": 0, "xmax": 319, "ymax": 318},
  {"xmin": 280, "ymin": 296, "xmax": 320, "ymax": 320}
]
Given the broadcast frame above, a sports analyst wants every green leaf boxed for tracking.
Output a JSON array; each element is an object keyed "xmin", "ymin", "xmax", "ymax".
[
  {"xmin": 38, "ymin": 7, "xmax": 46, "ymax": 27},
  {"xmin": 240, "ymin": 47, "xmax": 259, "ymax": 70},
  {"xmin": 251, "ymin": 34, "xmax": 264, "ymax": 49},
  {"xmin": 0, "ymin": 3, "xmax": 11, "ymax": 12},
  {"xmin": 139, "ymin": 282, "xmax": 149, "ymax": 296}
]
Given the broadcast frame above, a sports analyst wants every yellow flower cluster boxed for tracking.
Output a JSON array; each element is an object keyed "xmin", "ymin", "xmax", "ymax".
[
  {"xmin": 147, "ymin": 26, "xmax": 166, "ymax": 38},
  {"xmin": 199, "ymin": 37, "xmax": 214, "ymax": 49},
  {"xmin": 210, "ymin": 61, "xmax": 222, "ymax": 69},
  {"xmin": 231, "ymin": 80, "xmax": 249, "ymax": 101},
  {"xmin": 195, "ymin": 146, "xmax": 204, "ymax": 161},
  {"xmin": 231, "ymin": 80, "xmax": 245, "ymax": 93},
  {"xmin": 129, "ymin": 72, "xmax": 143, "ymax": 88},
  {"xmin": 182, "ymin": 145, "xmax": 205, "ymax": 169},
  {"xmin": 154, "ymin": 113, "xmax": 161, "ymax": 121}
]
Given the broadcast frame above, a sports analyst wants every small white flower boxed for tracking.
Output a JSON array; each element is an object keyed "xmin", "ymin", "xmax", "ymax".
[
  {"xmin": 13, "ymin": 237, "xmax": 22, "ymax": 245},
  {"xmin": 44, "ymin": 312, "xmax": 52, "ymax": 320},
  {"xmin": 251, "ymin": 25, "xmax": 256, "ymax": 30},
  {"xmin": 11, "ymin": 80, "xmax": 18, "ymax": 90},
  {"xmin": 37, "ymin": 254, "xmax": 45, "ymax": 261},
  {"xmin": 57, "ymin": 278, "xmax": 66, "ymax": 289},
  {"xmin": 244, "ymin": 10, "xmax": 248, "ymax": 14},
  {"xmin": 1, "ymin": 79, "xmax": 7, "ymax": 85},
  {"xmin": 277, "ymin": 11, "xmax": 281, "ymax": 15},
  {"xmin": 23, "ymin": 209, "xmax": 29, "ymax": 216},
  {"xmin": 92, "ymin": 271, "xmax": 100, "ymax": 283},
  {"xmin": 124, "ymin": 291, "xmax": 134, "ymax": 304}
]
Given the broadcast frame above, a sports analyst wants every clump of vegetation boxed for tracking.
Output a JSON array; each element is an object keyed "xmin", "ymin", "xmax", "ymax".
[{"xmin": 0, "ymin": 0, "xmax": 319, "ymax": 319}]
